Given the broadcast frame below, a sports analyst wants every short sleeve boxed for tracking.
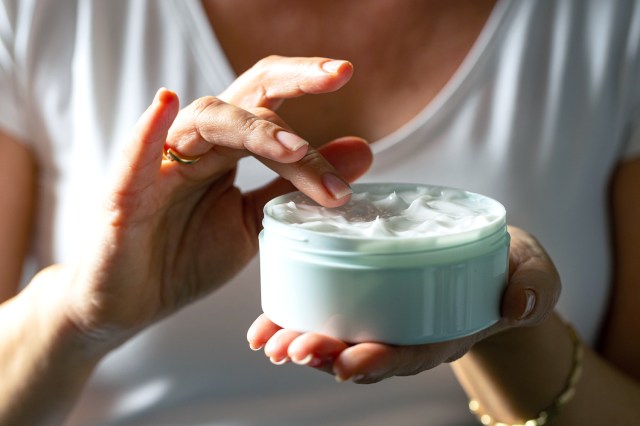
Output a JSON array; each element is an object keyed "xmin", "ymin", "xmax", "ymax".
[
  {"xmin": 624, "ymin": 110, "xmax": 640, "ymax": 160},
  {"xmin": 621, "ymin": 0, "xmax": 640, "ymax": 160},
  {"xmin": 0, "ymin": 0, "xmax": 28, "ymax": 142}
]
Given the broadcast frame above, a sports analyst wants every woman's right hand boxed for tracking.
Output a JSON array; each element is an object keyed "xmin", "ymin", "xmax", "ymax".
[{"xmin": 56, "ymin": 56, "xmax": 372, "ymax": 352}]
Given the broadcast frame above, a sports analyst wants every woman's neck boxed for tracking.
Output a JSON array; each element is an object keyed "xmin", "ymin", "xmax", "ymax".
[{"xmin": 202, "ymin": 0, "xmax": 497, "ymax": 145}]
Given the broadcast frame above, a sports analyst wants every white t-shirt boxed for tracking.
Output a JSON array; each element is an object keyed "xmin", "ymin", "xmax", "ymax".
[{"xmin": 1, "ymin": 0, "xmax": 639, "ymax": 425}]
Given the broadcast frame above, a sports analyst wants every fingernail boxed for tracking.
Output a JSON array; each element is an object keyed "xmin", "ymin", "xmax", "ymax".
[
  {"xmin": 153, "ymin": 87, "xmax": 174, "ymax": 104},
  {"xmin": 153, "ymin": 87, "xmax": 164, "ymax": 103},
  {"xmin": 292, "ymin": 354, "xmax": 314, "ymax": 365},
  {"xmin": 248, "ymin": 342, "xmax": 264, "ymax": 351},
  {"xmin": 334, "ymin": 366, "xmax": 352, "ymax": 383},
  {"xmin": 520, "ymin": 289, "xmax": 536, "ymax": 320},
  {"xmin": 335, "ymin": 373, "xmax": 350, "ymax": 383},
  {"xmin": 322, "ymin": 60, "xmax": 347, "ymax": 73},
  {"xmin": 276, "ymin": 131, "xmax": 309, "ymax": 152},
  {"xmin": 322, "ymin": 173, "xmax": 352, "ymax": 200},
  {"xmin": 351, "ymin": 374, "xmax": 366, "ymax": 383},
  {"xmin": 309, "ymin": 357, "xmax": 325, "ymax": 368},
  {"xmin": 270, "ymin": 356, "xmax": 290, "ymax": 365},
  {"xmin": 335, "ymin": 373, "xmax": 366, "ymax": 383}
]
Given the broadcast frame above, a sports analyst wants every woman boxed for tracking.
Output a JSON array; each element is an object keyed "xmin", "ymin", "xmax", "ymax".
[{"xmin": 0, "ymin": 0, "xmax": 638, "ymax": 424}]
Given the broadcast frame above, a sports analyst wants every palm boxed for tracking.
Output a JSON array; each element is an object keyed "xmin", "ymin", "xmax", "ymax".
[
  {"xmin": 160, "ymin": 172, "xmax": 257, "ymax": 306},
  {"xmin": 83, "ymin": 165, "xmax": 259, "ymax": 333}
]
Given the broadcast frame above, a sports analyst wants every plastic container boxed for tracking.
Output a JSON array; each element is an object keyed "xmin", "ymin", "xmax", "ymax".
[{"xmin": 259, "ymin": 183, "xmax": 510, "ymax": 345}]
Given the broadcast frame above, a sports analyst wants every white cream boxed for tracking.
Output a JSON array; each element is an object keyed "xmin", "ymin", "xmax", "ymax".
[{"xmin": 268, "ymin": 186, "xmax": 503, "ymax": 238}]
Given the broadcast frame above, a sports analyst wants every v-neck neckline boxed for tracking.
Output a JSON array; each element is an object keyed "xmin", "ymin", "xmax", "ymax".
[
  {"xmin": 171, "ymin": 0, "xmax": 512, "ymax": 153},
  {"xmin": 370, "ymin": 0, "xmax": 512, "ymax": 154}
]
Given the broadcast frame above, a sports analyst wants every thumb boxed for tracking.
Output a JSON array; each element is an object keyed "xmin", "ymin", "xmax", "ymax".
[{"xmin": 501, "ymin": 227, "xmax": 561, "ymax": 326}]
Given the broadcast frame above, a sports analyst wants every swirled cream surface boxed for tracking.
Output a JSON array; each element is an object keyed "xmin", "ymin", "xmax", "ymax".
[{"xmin": 267, "ymin": 185, "xmax": 504, "ymax": 239}]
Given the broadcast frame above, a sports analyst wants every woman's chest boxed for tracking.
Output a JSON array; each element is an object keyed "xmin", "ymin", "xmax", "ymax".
[{"xmin": 202, "ymin": 0, "xmax": 495, "ymax": 145}]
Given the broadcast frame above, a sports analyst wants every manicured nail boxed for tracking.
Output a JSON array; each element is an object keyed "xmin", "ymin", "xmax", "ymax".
[
  {"xmin": 276, "ymin": 131, "xmax": 309, "ymax": 152},
  {"xmin": 322, "ymin": 173, "xmax": 352, "ymax": 200},
  {"xmin": 270, "ymin": 356, "xmax": 290, "ymax": 365},
  {"xmin": 335, "ymin": 374, "xmax": 350, "ymax": 383},
  {"xmin": 334, "ymin": 366, "xmax": 354, "ymax": 383},
  {"xmin": 520, "ymin": 289, "xmax": 536, "ymax": 320},
  {"xmin": 153, "ymin": 87, "xmax": 174, "ymax": 105},
  {"xmin": 309, "ymin": 357, "xmax": 327, "ymax": 368},
  {"xmin": 322, "ymin": 60, "xmax": 347, "ymax": 73},
  {"xmin": 351, "ymin": 374, "xmax": 366, "ymax": 383},
  {"xmin": 154, "ymin": 87, "xmax": 166, "ymax": 102},
  {"xmin": 335, "ymin": 373, "xmax": 366, "ymax": 383},
  {"xmin": 248, "ymin": 342, "xmax": 264, "ymax": 351},
  {"xmin": 292, "ymin": 354, "xmax": 314, "ymax": 365}
]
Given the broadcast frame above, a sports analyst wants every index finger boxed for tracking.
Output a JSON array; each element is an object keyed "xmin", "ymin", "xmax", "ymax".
[
  {"xmin": 220, "ymin": 56, "xmax": 353, "ymax": 110},
  {"xmin": 165, "ymin": 96, "xmax": 310, "ymax": 165}
]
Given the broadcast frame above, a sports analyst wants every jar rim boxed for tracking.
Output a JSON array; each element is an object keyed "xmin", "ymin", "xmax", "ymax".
[{"xmin": 262, "ymin": 183, "xmax": 507, "ymax": 254}]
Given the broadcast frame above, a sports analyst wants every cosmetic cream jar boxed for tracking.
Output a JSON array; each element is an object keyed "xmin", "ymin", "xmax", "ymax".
[{"xmin": 259, "ymin": 183, "xmax": 510, "ymax": 345}]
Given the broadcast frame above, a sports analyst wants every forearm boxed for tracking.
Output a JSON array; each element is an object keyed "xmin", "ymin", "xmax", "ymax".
[
  {"xmin": 452, "ymin": 313, "xmax": 640, "ymax": 424},
  {"xmin": 0, "ymin": 269, "xmax": 108, "ymax": 425}
]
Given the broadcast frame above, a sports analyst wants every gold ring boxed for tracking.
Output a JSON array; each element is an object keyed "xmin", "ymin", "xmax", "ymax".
[{"xmin": 162, "ymin": 147, "xmax": 201, "ymax": 165}]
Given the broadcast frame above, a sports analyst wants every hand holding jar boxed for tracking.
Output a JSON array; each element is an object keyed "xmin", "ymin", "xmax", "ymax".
[{"xmin": 248, "ymin": 225, "xmax": 561, "ymax": 382}]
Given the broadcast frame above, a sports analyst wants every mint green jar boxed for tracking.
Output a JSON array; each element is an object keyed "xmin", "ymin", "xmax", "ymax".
[{"xmin": 259, "ymin": 183, "xmax": 510, "ymax": 344}]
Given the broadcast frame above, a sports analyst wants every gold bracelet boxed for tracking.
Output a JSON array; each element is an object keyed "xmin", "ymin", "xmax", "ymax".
[{"xmin": 468, "ymin": 323, "xmax": 583, "ymax": 426}]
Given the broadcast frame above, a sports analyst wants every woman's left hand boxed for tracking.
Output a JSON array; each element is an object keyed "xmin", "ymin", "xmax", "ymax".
[
  {"xmin": 247, "ymin": 226, "xmax": 561, "ymax": 383},
  {"xmin": 62, "ymin": 57, "xmax": 371, "ymax": 350}
]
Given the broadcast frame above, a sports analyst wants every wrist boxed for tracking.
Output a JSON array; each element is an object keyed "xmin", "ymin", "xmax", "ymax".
[
  {"xmin": 454, "ymin": 313, "xmax": 578, "ymax": 423},
  {"xmin": 0, "ymin": 265, "xmax": 109, "ymax": 424},
  {"xmin": 24, "ymin": 265, "xmax": 112, "ymax": 363},
  {"xmin": 25, "ymin": 263, "xmax": 128, "ymax": 363}
]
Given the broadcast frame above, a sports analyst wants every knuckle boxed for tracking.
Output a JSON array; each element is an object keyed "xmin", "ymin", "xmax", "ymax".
[
  {"xmin": 238, "ymin": 114, "xmax": 272, "ymax": 136},
  {"xmin": 290, "ymin": 149, "xmax": 332, "ymax": 173},
  {"xmin": 249, "ymin": 55, "xmax": 286, "ymax": 83},
  {"xmin": 249, "ymin": 107, "xmax": 286, "ymax": 126},
  {"xmin": 249, "ymin": 106, "xmax": 274, "ymax": 119},
  {"xmin": 191, "ymin": 95, "xmax": 225, "ymax": 116},
  {"xmin": 188, "ymin": 96, "xmax": 228, "ymax": 141},
  {"xmin": 254, "ymin": 55, "xmax": 284, "ymax": 70},
  {"xmin": 294, "ymin": 149, "xmax": 326, "ymax": 168}
]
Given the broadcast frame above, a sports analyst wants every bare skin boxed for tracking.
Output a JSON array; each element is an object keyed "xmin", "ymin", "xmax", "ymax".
[
  {"xmin": 0, "ymin": 59, "xmax": 372, "ymax": 425},
  {"xmin": 0, "ymin": 0, "xmax": 638, "ymax": 424},
  {"xmin": 203, "ymin": 0, "xmax": 496, "ymax": 145},
  {"xmin": 201, "ymin": 0, "xmax": 640, "ymax": 423}
]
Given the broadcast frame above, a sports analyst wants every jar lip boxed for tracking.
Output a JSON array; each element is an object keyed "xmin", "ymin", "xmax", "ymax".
[{"xmin": 262, "ymin": 183, "xmax": 507, "ymax": 254}]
